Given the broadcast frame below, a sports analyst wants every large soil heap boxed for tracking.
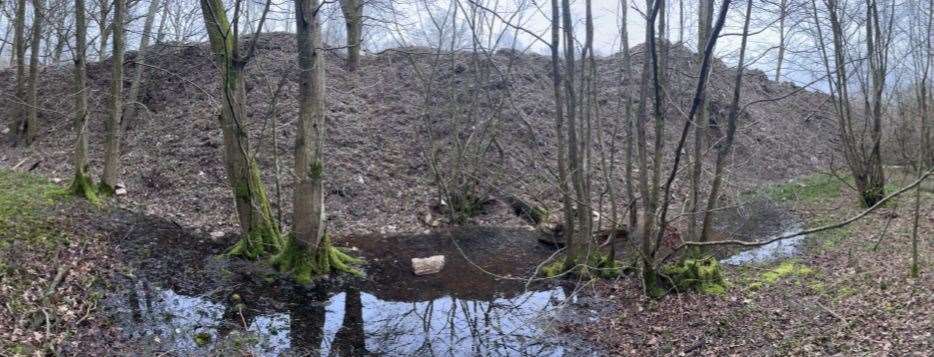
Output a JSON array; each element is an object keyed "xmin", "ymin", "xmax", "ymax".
[{"xmin": 0, "ymin": 33, "xmax": 834, "ymax": 236}]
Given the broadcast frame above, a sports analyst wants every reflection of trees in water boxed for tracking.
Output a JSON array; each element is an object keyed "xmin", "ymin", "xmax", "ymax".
[
  {"xmin": 358, "ymin": 289, "xmax": 563, "ymax": 355},
  {"xmin": 332, "ymin": 289, "xmax": 368, "ymax": 356},
  {"xmin": 119, "ymin": 284, "xmax": 564, "ymax": 356}
]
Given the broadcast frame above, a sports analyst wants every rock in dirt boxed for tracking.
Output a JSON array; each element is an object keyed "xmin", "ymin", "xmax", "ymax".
[
  {"xmin": 412, "ymin": 255, "xmax": 445, "ymax": 275},
  {"xmin": 210, "ymin": 231, "xmax": 225, "ymax": 239},
  {"xmin": 115, "ymin": 187, "xmax": 128, "ymax": 196}
]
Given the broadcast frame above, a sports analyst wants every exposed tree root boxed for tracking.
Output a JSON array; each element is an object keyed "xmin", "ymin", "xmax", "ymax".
[
  {"xmin": 69, "ymin": 172, "xmax": 99, "ymax": 204},
  {"xmin": 272, "ymin": 234, "xmax": 363, "ymax": 284},
  {"xmin": 226, "ymin": 224, "xmax": 284, "ymax": 260}
]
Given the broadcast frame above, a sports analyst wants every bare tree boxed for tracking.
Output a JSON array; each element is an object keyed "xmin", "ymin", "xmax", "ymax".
[
  {"xmin": 69, "ymin": 0, "xmax": 96, "ymax": 200},
  {"xmin": 198, "ymin": 0, "xmax": 282, "ymax": 258},
  {"xmin": 22, "ymin": 0, "xmax": 42, "ymax": 145},
  {"xmin": 100, "ymin": 0, "xmax": 125, "ymax": 194},
  {"xmin": 123, "ymin": 0, "xmax": 161, "ymax": 127},
  {"xmin": 339, "ymin": 0, "xmax": 361, "ymax": 71},
  {"xmin": 6, "ymin": 0, "xmax": 27, "ymax": 144},
  {"xmin": 821, "ymin": 0, "xmax": 892, "ymax": 207},
  {"xmin": 273, "ymin": 0, "xmax": 360, "ymax": 283}
]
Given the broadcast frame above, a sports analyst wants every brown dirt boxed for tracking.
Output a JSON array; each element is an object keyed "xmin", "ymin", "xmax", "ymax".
[
  {"xmin": 568, "ymin": 184, "xmax": 934, "ymax": 355},
  {"xmin": 0, "ymin": 33, "xmax": 836, "ymax": 239}
]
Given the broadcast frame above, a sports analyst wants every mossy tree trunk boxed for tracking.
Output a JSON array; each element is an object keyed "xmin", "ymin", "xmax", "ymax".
[
  {"xmin": 70, "ymin": 0, "xmax": 96, "ymax": 201},
  {"xmin": 100, "ymin": 0, "xmax": 125, "ymax": 194},
  {"xmin": 273, "ymin": 0, "xmax": 361, "ymax": 284},
  {"xmin": 198, "ymin": 0, "xmax": 283, "ymax": 259},
  {"xmin": 7, "ymin": 0, "xmax": 26, "ymax": 145}
]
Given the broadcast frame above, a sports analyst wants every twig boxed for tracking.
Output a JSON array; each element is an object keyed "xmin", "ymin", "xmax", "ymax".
[
  {"xmin": 870, "ymin": 213, "xmax": 895, "ymax": 252},
  {"xmin": 817, "ymin": 301, "xmax": 847, "ymax": 324}
]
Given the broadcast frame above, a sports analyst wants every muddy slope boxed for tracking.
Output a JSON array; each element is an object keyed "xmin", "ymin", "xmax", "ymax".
[{"xmin": 0, "ymin": 33, "xmax": 835, "ymax": 236}]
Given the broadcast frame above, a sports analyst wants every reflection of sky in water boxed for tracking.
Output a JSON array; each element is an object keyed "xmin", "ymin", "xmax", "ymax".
[
  {"xmin": 115, "ymin": 283, "xmax": 569, "ymax": 356},
  {"xmin": 350, "ymin": 289, "xmax": 565, "ymax": 356},
  {"xmin": 721, "ymin": 222, "xmax": 807, "ymax": 265}
]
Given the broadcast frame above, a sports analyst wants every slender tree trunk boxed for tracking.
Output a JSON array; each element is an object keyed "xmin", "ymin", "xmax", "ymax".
[
  {"xmin": 561, "ymin": 0, "xmax": 584, "ymax": 270},
  {"xmin": 550, "ymin": 0, "xmax": 575, "ymax": 271},
  {"xmin": 826, "ymin": 0, "xmax": 887, "ymax": 207},
  {"xmin": 293, "ymin": 0, "xmax": 328, "ymax": 260},
  {"xmin": 687, "ymin": 0, "xmax": 713, "ymax": 247},
  {"xmin": 699, "ymin": 0, "xmax": 753, "ymax": 244},
  {"xmin": 274, "ymin": 0, "xmax": 360, "ymax": 283},
  {"xmin": 70, "ymin": 0, "xmax": 96, "ymax": 200},
  {"xmin": 155, "ymin": 0, "xmax": 169, "ymax": 44},
  {"xmin": 339, "ymin": 0, "xmax": 362, "ymax": 71},
  {"xmin": 636, "ymin": 0, "xmax": 661, "ymax": 294},
  {"xmin": 100, "ymin": 0, "xmax": 125, "ymax": 194},
  {"xmin": 124, "ymin": 0, "xmax": 162, "ymax": 128},
  {"xmin": 620, "ymin": 0, "xmax": 637, "ymax": 241},
  {"xmin": 774, "ymin": 0, "xmax": 787, "ymax": 81},
  {"xmin": 7, "ymin": 0, "xmax": 26, "ymax": 144},
  {"xmin": 23, "ymin": 0, "xmax": 42, "ymax": 145},
  {"xmin": 199, "ymin": 0, "xmax": 283, "ymax": 259}
]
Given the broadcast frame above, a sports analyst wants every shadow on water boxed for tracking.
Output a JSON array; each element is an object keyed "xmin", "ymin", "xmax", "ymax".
[{"xmin": 101, "ymin": 211, "xmax": 594, "ymax": 356}]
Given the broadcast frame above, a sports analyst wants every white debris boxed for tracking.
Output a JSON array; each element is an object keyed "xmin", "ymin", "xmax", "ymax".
[{"xmin": 412, "ymin": 255, "xmax": 445, "ymax": 275}]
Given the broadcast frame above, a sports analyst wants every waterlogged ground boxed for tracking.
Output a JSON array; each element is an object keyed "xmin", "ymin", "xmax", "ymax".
[{"xmin": 100, "ymin": 212, "xmax": 596, "ymax": 356}]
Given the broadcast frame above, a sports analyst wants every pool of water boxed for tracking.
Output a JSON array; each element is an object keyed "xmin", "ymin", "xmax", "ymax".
[
  {"xmin": 108, "ymin": 280, "xmax": 580, "ymax": 356},
  {"xmin": 721, "ymin": 222, "xmax": 808, "ymax": 265}
]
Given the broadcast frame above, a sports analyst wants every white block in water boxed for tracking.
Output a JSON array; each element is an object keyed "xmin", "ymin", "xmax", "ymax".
[{"xmin": 412, "ymin": 255, "xmax": 445, "ymax": 275}]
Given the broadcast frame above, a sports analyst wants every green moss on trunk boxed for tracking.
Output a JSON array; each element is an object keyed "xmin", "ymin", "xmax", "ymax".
[
  {"xmin": 272, "ymin": 234, "xmax": 363, "ymax": 284},
  {"xmin": 660, "ymin": 256, "xmax": 727, "ymax": 295},
  {"xmin": 227, "ymin": 223, "xmax": 283, "ymax": 260},
  {"xmin": 69, "ymin": 172, "xmax": 99, "ymax": 204},
  {"xmin": 227, "ymin": 160, "xmax": 285, "ymax": 259},
  {"xmin": 97, "ymin": 181, "xmax": 116, "ymax": 197}
]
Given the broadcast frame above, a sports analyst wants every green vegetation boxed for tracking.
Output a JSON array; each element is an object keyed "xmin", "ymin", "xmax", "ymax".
[
  {"xmin": 747, "ymin": 261, "xmax": 814, "ymax": 290},
  {"xmin": 0, "ymin": 170, "xmax": 66, "ymax": 248},
  {"xmin": 541, "ymin": 252, "xmax": 624, "ymax": 279},
  {"xmin": 271, "ymin": 234, "xmax": 363, "ymax": 285},
  {"xmin": 661, "ymin": 257, "xmax": 728, "ymax": 295},
  {"xmin": 761, "ymin": 174, "xmax": 843, "ymax": 203}
]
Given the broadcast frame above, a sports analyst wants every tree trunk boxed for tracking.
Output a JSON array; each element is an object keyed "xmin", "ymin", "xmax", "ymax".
[
  {"xmin": 124, "ymin": 0, "xmax": 162, "ymax": 128},
  {"xmin": 774, "ymin": 0, "xmax": 787, "ymax": 81},
  {"xmin": 550, "ymin": 0, "xmax": 575, "ymax": 273},
  {"xmin": 198, "ymin": 0, "xmax": 283, "ymax": 259},
  {"xmin": 687, "ymin": 0, "xmax": 713, "ymax": 247},
  {"xmin": 7, "ymin": 0, "xmax": 26, "ymax": 144},
  {"xmin": 22, "ymin": 0, "xmax": 43, "ymax": 145},
  {"xmin": 560, "ymin": 0, "xmax": 584, "ymax": 271},
  {"xmin": 70, "ymin": 0, "xmax": 96, "ymax": 201},
  {"xmin": 273, "ymin": 0, "xmax": 360, "ymax": 283},
  {"xmin": 100, "ymin": 0, "xmax": 125, "ymax": 194},
  {"xmin": 339, "ymin": 0, "xmax": 362, "ymax": 71},
  {"xmin": 699, "ymin": 0, "xmax": 753, "ymax": 245}
]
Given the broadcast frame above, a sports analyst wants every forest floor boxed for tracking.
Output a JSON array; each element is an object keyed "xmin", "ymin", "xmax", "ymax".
[
  {"xmin": 572, "ymin": 172, "xmax": 934, "ymax": 355},
  {"xmin": 0, "ymin": 167, "xmax": 931, "ymax": 355}
]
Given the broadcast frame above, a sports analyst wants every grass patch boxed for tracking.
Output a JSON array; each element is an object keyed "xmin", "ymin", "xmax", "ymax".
[
  {"xmin": 761, "ymin": 174, "xmax": 843, "ymax": 203},
  {"xmin": 746, "ymin": 261, "xmax": 814, "ymax": 291},
  {"xmin": 0, "ymin": 170, "xmax": 67, "ymax": 247}
]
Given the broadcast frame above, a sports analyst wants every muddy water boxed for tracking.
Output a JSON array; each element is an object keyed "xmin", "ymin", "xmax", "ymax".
[
  {"xmin": 103, "ymin": 213, "xmax": 596, "ymax": 356},
  {"xmin": 714, "ymin": 198, "xmax": 810, "ymax": 265}
]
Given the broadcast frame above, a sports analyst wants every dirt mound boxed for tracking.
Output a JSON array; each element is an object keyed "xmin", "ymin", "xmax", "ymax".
[{"xmin": 0, "ymin": 32, "xmax": 835, "ymax": 237}]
